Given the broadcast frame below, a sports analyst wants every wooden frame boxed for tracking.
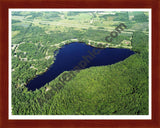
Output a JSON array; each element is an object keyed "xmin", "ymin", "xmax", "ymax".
[{"xmin": 0, "ymin": 0, "xmax": 160, "ymax": 127}]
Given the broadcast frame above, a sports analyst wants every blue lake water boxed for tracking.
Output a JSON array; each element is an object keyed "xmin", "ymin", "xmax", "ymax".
[{"xmin": 26, "ymin": 42, "xmax": 134, "ymax": 91}]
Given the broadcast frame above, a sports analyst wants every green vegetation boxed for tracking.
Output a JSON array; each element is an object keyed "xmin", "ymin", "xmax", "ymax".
[{"xmin": 11, "ymin": 11, "xmax": 149, "ymax": 115}]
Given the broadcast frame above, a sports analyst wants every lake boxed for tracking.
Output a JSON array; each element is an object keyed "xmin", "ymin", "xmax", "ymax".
[{"xmin": 26, "ymin": 42, "xmax": 135, "ymax": 91}]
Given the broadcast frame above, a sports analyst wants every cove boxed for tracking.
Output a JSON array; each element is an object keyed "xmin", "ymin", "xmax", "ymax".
[{"xmin": 26, "ymin": 42, "xmax": 134, "ymax": 91}]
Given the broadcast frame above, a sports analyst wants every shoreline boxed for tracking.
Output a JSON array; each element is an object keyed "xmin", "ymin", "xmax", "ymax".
[
  {"xmin": 53, "ymin": 38, "xmax": 132, "ymax": 50},
  {"xmin": 24, "ymin": 40, "xmax": 133, "ymax": 90}
]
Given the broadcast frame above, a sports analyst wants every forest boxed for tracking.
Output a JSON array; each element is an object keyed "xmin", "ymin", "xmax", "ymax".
[{"xmin": 11, "ymin": 11, "xmax": 149, "ymax": 115}]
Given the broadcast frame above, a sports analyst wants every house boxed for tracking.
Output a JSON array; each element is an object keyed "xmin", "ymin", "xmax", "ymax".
[{"xmin": 125, "ymin": 42, "xmax": 129, "ymax": 45}]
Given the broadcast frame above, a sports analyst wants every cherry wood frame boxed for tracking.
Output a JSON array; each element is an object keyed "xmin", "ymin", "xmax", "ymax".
[{"xmin": 0, "ymin": 0, "xmax": 160, "ymax": 128}]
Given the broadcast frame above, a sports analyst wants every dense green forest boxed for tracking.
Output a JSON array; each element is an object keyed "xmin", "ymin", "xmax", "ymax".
[{"xmin": 11, "ymin": 11, "xmax": 149, "ymax": 115}]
